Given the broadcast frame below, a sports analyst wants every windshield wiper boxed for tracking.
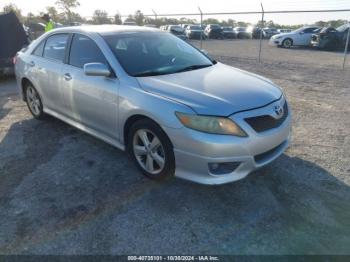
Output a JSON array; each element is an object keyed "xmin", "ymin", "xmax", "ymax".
[
  {"xmin": 174, "ymin": 64, "xmax": 213, "ymax": 73},
  {"xmin": 133, "ymin": 71, "xmax": 168, "ymax": 77}
]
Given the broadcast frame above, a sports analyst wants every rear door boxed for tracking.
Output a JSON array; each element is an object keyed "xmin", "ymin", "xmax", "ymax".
[{"xmin": 60, "ymin": 33, "xmax": 119, "ymax": 140}]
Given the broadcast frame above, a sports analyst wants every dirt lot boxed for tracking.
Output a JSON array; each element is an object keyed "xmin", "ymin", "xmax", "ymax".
[{"xmin": 0, "ymin": 40, "xmax": 350, "ymax": 255}]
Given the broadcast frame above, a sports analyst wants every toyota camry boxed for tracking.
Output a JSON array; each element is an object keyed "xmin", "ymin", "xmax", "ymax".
[{"xmin": 14, "ymin": 25, "xmax": 291, "ymax": 185}]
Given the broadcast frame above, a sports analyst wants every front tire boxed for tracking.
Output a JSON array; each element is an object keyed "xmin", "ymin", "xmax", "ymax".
[
  {"xmin": 282, "ymin": 38, "xmax": 293, "ymax": 48},
  {"xmin": 128, "ymin": 119, "xmax": 175, "ymax": 181},
  {"xmin": 25, "ymin": 84, "xmax": 46, "ymax": 120}
]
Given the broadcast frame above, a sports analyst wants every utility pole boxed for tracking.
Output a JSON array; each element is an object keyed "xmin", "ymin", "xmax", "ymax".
[
  {"xmin": 198, "ymin": 6, "xmax": 203, "ymax": 49},
  {"xmin": 258, "ymin": 3, "xmax": 265, "ymax": 63},
  {"xmin": 342, "ymin": 20, "xmax": 350, "ymax": 70}
]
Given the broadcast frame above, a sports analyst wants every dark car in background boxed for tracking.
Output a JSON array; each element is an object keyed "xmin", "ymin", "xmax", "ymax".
[
  {"xmin": 204, "ymin": 24, "xmax": 223, "ymax": 39},
  {"xmin": 221, "ymin": 26, "xmax": 236, "ymax": 39},
  {"xmin": 167, "ymin": 25, "xmax": 187, "ymax": 40},
  {"xmin": 0, "ymin": 12, "xmax": 29, "ymax": 76},
  {"xmin": 311, "ymin": 24, "xmax": 350, "ymax": 50},
  {"xmin": 185, "ymin": 25, "xmax": 205, "ymax": 39},
  {"xmin": 263, "ymin": 28, "xmax": 279, "ymax": 39},
  {"xmin": 233, "ymin": 27, "xmax": 251, "ymax": 39},
  {"xmin": 252, "ymin": 27, "xmax": 263, "ymax": 39}
]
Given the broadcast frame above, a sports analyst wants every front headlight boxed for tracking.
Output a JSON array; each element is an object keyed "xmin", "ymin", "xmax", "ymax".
[
  {"xmin": 175, "ymin": 112, "xmax": 247, "ymax": 137},
  {"xmin": 276, "ymin": 36, "xmax": 282, "ymax": 39}
]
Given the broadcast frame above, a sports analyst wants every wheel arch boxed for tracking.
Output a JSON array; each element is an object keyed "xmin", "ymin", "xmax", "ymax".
[
  {"xmin": 123, "ymin": 114, "xmax": 174, "ymax": 149},
  {"xmin": 282, "ymin": 37, "xmax": 293, "ymax": 46},
  {"xmin": 21, "ymin": 77, "xmax": 33, "ymax": 101}
]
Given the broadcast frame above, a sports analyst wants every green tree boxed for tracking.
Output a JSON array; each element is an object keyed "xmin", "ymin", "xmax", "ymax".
[
  {"xmin": 125, "ymin": 14, "xmax": 136, "ymax": 22},
  {"xmin": 203, "ymin": 18, "xmax": 220, "ymax": 25},
  {"xmin": 55, "ymin": 0, "xmax": 80, "ymax": 23},
  {"xmin": 134, "ymin": 10, "xmax": 144, "ymax": 25},
  {"xmin": 114, "ymin": 13, "xmax": 122, "ymax": 25},
  {"xmin": 92, "ymin": 10, "xmax": 112, "ymax": 24},
  {"xmin": 315, "ymin": 21, "xmax": 328, "ymax": 27}
]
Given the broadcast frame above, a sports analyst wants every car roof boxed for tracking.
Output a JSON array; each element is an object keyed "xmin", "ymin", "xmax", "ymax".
[{"xmin": 48, "ymin": 25, "xmax": 160, "ymax": 36}]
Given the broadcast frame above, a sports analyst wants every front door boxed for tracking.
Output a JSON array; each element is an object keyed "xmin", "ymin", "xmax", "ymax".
[{"xmin": 60, "ymin": 34, "xmax": 119, "ymax": 140}]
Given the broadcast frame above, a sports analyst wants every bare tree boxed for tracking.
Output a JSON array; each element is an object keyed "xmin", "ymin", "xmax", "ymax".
[
  {"xmin": 55, "ymin": 0, "xmax": 80, "ymax": 23},
  {"xmin": 2, "ymin": 4, "xmax": 23, "ymax": 22}
]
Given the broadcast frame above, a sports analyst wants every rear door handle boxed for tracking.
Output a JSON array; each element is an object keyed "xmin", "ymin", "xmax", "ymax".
[
  {"xmin": 64, "ymin": 73, "xmax": 72, "ymax": 81},
  {"xmin": 29, "ymin": 61, "xmax": 35, "ymax": 67}
]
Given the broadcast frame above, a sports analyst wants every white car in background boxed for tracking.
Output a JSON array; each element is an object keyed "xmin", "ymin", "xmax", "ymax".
[{"xmin": 269, "ymin": 26, "xmax": 320, "ymax": 48}]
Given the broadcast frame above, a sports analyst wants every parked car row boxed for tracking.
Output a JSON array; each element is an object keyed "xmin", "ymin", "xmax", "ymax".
[
  {"xmin": 269, "ymin": 24, "xmax": 350, "ymax": 50},
  {"xmin": 310, "ymin": 24, "xmax": 350, "ymax": 50}
]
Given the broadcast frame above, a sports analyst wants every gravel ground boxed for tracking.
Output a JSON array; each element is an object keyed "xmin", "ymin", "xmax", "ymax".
[{"xmin": 0, "ymin": 41, "xmax": 350, "ymax": 255}]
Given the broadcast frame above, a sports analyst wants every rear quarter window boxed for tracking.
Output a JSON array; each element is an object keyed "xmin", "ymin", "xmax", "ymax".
[{"xmin": 32, "ymin": 40, "xmax": 45, "ymax": 57}]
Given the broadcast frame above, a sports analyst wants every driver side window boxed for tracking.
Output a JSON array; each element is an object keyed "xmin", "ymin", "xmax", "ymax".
[{"xmin": 69, "ymin": 34, "xmax": 107, "ymax": 68}]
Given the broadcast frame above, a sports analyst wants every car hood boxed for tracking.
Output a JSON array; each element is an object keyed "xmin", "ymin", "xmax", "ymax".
[
  {"xmin": 136, "ymin": 63, "xmax": 282, "ymax": 116},
  {"xmin": 273, "ymin": 32, "xmax": 294, "ymax": 38}
]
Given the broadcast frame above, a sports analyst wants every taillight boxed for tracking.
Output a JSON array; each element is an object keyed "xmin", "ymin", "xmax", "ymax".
[{"xmin": 13, "ymin": 54, "xmax": 18, "ymax": 65}]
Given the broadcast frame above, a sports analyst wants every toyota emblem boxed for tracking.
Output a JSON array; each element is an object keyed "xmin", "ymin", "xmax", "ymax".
[{"xmin": 274, "ymin": 105, "xmax": 284, "ymax": 119}]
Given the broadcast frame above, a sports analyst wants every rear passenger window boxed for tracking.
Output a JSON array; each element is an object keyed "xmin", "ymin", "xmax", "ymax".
[
  {"xmin": 43, "ymin": 34, "xmax": 69, "ymax": 62},
  {"xmin": 32, "ymin": 40, "xmax": 45, "ymax": 57},
  {"xmin": 69, "ymin": 34, "xmax": 107, "ymax": 68}
]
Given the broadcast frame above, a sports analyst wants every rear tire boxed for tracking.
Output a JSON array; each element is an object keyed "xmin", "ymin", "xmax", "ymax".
[
  {"xmin": 24, "ymin": 84, "xmax": 46, "ymax": 120},
  {"xmin": 128, "ymin": 119, "xmax": 175, "ymax": 181}
]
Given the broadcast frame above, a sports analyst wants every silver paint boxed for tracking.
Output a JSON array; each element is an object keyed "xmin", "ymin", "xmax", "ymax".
[{"xmin": 15, "ymin": 25, "xmax": 291, "ymax": 185}]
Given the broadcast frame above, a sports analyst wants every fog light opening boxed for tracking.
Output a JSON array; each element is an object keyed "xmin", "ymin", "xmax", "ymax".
[{"xmin": 208, "ymin": 162, "xmax": 241, "ymax": 175}]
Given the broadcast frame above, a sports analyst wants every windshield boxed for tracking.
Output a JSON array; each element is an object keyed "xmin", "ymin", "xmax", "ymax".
[
  {"xmin": 223, "ymin": 27, "xmax": 233, "ymax": 31},
  {"xmin": 170, "ymin": 26, "xmax": 183, "ymax": 31},
  {"xmin": 103, "ymin": 32, "xmax": 213, "ymax": 77},
  {"xmin": 337, "ymin": 24, "xmax": 350, "ymax": 32},
  {"xmin": 210, "ymin": 24, "xmax": 220, "ymax": 29},
  {"xmin": 189, "ymin": 26, "xmax": 202, "ymax": 30}
]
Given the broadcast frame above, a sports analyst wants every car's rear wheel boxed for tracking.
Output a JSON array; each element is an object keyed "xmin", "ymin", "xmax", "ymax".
[
  {"xmin": 128, "ymin": 119, "xmax": 175, "ymax": 180},
  {"xmin": 282, "ymin": 38, "xmax": 293, "ymax": 48},
  {"xmin": 25, "ymin": 84, "xmax": 46, "ymax": 119}
]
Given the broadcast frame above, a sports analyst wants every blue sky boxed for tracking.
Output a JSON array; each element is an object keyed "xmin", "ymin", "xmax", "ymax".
[{"xmin": 1, "ymin": 0, "xmax": 350, "ymax": 24}]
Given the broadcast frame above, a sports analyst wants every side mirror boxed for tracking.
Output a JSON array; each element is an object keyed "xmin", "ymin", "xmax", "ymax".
[
  {"xmin": 84, "ymin": 63, "xmax": 111, "ymax": 77},
  {"xmin": 300, "ymin": 31, "xmax": 305, "ymax": 35}
]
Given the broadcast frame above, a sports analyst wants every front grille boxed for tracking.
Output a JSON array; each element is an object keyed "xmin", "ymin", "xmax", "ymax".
[{"xmin": 245, "ymin": 101, "xmax": 288, "ymax": 133}]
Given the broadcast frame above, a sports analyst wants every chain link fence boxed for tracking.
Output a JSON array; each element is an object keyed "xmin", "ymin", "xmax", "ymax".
[{"xmin": 98, "ymin": 8, "xmax": 350, "ymax": 70}]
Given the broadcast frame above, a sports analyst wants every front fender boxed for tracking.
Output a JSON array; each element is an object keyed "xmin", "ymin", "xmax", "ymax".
[{"xmin": 118, "ymin": 82, "xmax": 194, "ymax": 144}]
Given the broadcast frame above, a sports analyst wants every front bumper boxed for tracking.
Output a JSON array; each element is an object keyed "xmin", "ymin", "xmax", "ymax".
[
  {"xmin": 269, "ymin": 38, "xmax": 281, "ymax": 46},
  {"xmin": 164, "ymin": 97, "xmax": 292, "ymax": 185}
]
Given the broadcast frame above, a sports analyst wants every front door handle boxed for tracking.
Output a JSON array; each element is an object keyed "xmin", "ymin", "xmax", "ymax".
[{"xmin": 64, "ymin": 73, "xmax": 72, "ymax": 81}]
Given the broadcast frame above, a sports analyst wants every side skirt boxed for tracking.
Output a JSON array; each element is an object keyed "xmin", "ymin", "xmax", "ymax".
[{"xmin": 44, "ymin": 107, "xmax": 125, "ymax": 151}]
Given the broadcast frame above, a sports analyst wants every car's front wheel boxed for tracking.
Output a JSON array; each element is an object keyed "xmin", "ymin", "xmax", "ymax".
[
  {"xmin": 128, "ymin": 119, "xmax": 175, "ymax": 180},
  {"xmin": 25, "ymin": 84, "xmax": 46, "ymax": 119},
  {"xmin": 282, "ymin": 38, "xmax": 293, "ymax": 48}
]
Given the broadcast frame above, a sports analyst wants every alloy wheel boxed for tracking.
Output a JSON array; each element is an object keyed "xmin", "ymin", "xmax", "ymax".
[
  {"xmin": 26, "ymin": 86, "xmax": 41, "ymax": 116},
  {"xmin": 132, "ymin": 129, "xmax": 165, "ymax": 175},
  {"xmin": 283, "ymin": 39, "xmax": 292, "ymax": 48}
]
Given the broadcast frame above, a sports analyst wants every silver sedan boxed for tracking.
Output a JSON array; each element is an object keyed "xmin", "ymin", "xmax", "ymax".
[{"xmin": 14, "ymin": 25, "xmax": 291, "ymax": 185}]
